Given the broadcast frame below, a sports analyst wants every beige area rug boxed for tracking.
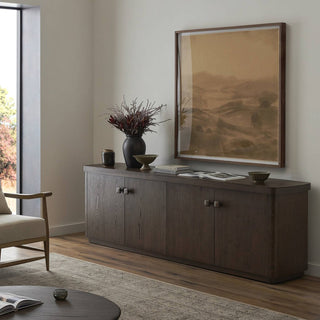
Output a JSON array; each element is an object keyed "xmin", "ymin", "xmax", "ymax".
[{"xmin": 0, "ymin": 253, "xmax": 301, "ymax": 320}]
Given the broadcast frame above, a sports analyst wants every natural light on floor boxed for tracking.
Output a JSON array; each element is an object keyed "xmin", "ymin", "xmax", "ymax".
[{"xmin": 0, "ymin": 8, "xmax": 18, "ymax": 212}]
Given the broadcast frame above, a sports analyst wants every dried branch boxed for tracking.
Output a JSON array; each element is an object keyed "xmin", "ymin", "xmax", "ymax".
[{"xmin": 107, "ymin": 97, "xmax": 169, "ymax": 136}]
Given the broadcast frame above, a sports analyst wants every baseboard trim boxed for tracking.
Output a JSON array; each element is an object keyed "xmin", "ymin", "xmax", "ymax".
[
  {"xmin": 306, "ymin": 263, "xmax": 320, "ymax": 278},
  {"xmin": 49, "ymin": 222, "xmax": 85, "ymax": 237}
]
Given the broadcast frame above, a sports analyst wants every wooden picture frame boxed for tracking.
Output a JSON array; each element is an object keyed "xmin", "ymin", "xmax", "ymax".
[{"xmin": 175, "ymin": 23, "xmax": 286, "ymax": 167}]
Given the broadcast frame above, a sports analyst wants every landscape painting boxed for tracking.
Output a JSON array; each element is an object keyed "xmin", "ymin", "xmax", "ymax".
[{"xmin": 175, "ymin": 23, "xmax": 285, "ymax": 166}]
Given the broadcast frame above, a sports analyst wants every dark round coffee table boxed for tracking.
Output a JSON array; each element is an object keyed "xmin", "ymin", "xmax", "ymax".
[{"xmin": 0, "ymin": 286, "xmax": 121, "ymax": 319}]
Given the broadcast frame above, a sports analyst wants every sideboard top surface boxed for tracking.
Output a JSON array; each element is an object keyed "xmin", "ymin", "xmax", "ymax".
[{"xmin": 84, "ymin": 164, "xmax": 310, "ymax": 195}]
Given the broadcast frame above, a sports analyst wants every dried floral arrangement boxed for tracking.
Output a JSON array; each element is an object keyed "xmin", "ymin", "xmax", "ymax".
[{"xmin": 107, "ymin": 97, "xmax": 168, "ymax": 137}]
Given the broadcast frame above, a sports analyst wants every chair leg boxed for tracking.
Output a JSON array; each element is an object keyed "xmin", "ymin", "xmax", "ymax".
[
  {"xmin": 0, "ymin": 248, "xmax": 1, "ymax": 261},
  {"xmin": 44, "ymin": 240, "xmax": 49, "ymax": 271}
]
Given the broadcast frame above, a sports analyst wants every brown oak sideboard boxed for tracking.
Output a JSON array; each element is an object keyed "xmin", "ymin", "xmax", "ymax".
[{"xmin": 84, "ymin": 164, "xmax": 310, "ymax": 283}]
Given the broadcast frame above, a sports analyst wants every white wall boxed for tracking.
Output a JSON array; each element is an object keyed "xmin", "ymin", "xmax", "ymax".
[
  {"xmin": 93, "ymin": 0, "xmax": 320, "ymax": 277},
  {"xmin": 4, "ymin": 0, "xmax": 93, "ymax": 235}
]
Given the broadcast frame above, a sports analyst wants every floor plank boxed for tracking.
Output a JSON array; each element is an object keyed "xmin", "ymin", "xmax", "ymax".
[{"xmin": 2, "ymin": 233, "xmax": 320, "ymax": 319}]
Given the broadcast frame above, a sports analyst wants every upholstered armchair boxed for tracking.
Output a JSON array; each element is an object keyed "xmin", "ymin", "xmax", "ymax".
[{"xmin": 0, "ymin": 186, "xmax": 52, "ymax": 270}]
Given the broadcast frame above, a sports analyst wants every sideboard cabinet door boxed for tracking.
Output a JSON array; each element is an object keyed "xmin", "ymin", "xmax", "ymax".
[
  {"xmin": 124, "ymin": 178, "xmax": 166, "ymax": 255},
  {"xmin": 86, "ymin": 173, "xmax": 125, "ymax": 245},
  {"xmin": 214, "ymin": 190, "xmax": 272, "ymax": 278},
  {"xmin": 166, "ymin": 183, "xmax": 215, "ymax": 265}
]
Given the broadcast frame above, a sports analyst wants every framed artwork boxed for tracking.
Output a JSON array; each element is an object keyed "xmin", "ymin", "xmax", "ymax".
[{"xmin": 175, "ymin": 23, "xmax": 286, "ymax": 167}]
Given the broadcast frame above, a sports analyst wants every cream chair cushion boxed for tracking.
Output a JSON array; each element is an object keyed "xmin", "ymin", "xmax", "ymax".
[
  {"xmin": 0, "ymin": 214, "xmax": 46, "ymax": 245},
  {"xmin": 0, "ymin": 185, "xmax": 11, "ymax": 214}
]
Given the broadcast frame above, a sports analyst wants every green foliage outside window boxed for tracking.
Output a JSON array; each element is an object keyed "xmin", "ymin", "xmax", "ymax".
[{"xmin": 0, "ymin": 87, "xmax": 16, "ymax": 180}]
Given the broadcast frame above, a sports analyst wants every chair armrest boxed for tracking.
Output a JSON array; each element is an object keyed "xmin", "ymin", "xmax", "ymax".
[{"xmin": 4, "ymin": 192, "xmax": 52, "ymax": 199}]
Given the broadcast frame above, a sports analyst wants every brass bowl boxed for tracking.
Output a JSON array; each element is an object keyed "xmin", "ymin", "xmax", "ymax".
[
  {"xmin": 248, "ymin": 171, "xmax": 270, "ymax": 185},
  {"xmin": 133, "ymin": 154, "xmax": 158, "ymax": 170}
]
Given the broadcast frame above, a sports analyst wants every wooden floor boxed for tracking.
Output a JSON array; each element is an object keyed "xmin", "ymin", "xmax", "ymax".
[{"xmin": 2, "ymin": 233, "xmax": 320, "ymax": 319}]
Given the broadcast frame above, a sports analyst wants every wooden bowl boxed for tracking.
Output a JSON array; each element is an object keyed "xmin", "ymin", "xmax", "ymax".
[
  {"xmin": 248, "ymin": 171, "xmax": 270, "ymax": 185},
  {"xmin": 133, "ymin": 154, "xmax": 158, "ymax": 170}
]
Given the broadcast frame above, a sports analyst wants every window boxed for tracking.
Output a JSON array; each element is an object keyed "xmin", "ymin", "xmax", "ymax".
[
  {"xmin": 0, "ymin": 7, "xmax": 20, "ymax": 212},
  {"xmin": 0, "ymin": 3, "xmax": 41, "ymax": 217}
]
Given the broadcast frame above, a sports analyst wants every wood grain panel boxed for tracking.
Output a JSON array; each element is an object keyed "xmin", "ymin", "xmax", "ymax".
[
  {"xmin": 124, "ymin": 178, "xmax": 166, "ymax": 255},
  {"xmin": 214, "ymin": 190, "xmax": 272, "ymax": 277},
  {"xmin": 166, "ymin": 183, "xmax": 214, "ymax": 265},
  {"xmin": 274, "ymin": 192, "xmax": 308, "ymax": 280},
  {"xmin": 86, "ymin": 173, "xmax": 124, "ymax": 245}
]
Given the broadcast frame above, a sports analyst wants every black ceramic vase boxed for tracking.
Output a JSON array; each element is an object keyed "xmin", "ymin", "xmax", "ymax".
[{"xmin": 122, "ymin": 135, "xmax": 146, "ymax": 168}]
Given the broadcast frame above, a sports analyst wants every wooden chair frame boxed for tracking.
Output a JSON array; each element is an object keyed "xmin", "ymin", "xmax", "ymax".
[{"xmin": 0, "ymin": 191, "xmax": 52, "ymax": 270}]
